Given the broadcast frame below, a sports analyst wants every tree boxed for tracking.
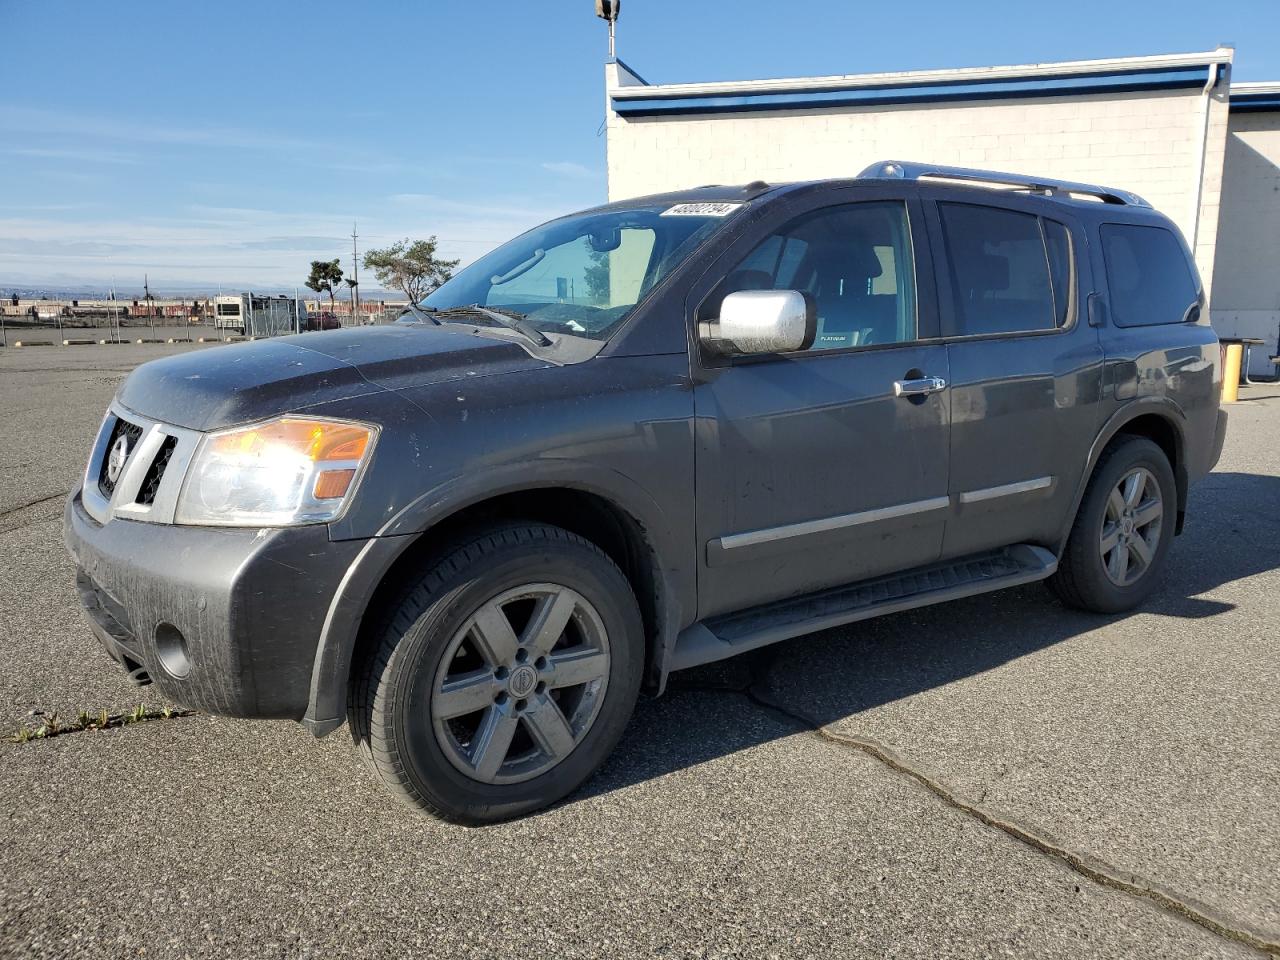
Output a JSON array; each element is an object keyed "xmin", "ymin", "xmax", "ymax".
[
  {"xmin": 583, "ymin": 243, "xmax": 610, "ymax": 304},
  {"xmin": 362, "ymin": 237, "xmax": 459, "ymax": 305},
  {"xmin": 306, "ymin": 258, "xmax": 344, "ymax": 314}
]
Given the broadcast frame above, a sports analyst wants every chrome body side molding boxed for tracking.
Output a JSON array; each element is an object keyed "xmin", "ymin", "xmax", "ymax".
[
  {"xmin": 957, "ymin": 476, "xmax": 1055, "ymax": 505},
  {"xmin": 715, "ymin": 495, "xmax": 951, "ymax": 552}
]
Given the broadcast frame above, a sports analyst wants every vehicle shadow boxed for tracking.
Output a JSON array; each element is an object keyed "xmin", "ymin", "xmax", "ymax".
[{"xmin": 579, "ymin": 470, "xmax": 1280, "ymax": 801}]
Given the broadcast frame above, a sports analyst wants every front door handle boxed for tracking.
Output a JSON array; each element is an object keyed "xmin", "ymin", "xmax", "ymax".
[{"xmin": 893, "ymin": 376, "xmax": 947, "ymax": 398}]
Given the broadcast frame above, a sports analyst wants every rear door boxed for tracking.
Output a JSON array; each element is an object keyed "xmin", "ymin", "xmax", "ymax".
[
  {"xmin": 689, "ymin": 186, "xmax": 952, "ymax": 619},
  {"xmin": 921, "ymin": 188, "xmax": 1103, "ymax": 558}
]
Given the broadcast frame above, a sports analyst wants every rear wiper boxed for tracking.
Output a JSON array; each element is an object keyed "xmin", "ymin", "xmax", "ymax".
[{"xmin": 438, "ymin": 304, "xmax": 552, "ymax": 347}]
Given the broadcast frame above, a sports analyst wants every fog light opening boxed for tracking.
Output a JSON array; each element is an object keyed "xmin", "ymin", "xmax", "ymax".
[{"xmin": 154, "ymin": 623, "xmax": 191, "ymax": 680}]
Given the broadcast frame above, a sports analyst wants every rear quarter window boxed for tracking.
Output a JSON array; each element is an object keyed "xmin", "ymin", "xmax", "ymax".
[{"xmin": 1100, "ymin": 223, "xmax": 1199, "ymax": 327}]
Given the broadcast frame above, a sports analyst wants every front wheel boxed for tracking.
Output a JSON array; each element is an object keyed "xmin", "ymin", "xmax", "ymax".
[
  {"xmin": 349, "ymin": 523, "xmax": 644, "ymax": 824},
  {"xmin": 1048, "ymin": 435, "xmax": 1176, "ymax": 613}
]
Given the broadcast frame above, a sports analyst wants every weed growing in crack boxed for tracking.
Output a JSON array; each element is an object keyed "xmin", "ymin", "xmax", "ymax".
[{"xmin": 4, "ymin": 705, "xmax": 193, "ymax": 742}]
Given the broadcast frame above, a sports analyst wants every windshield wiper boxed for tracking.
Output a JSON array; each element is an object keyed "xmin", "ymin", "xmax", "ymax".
[
  {"xmin": 401, "ymin": 303, "xmax": 441, "ymax": 325},
  {"xmin": 435, "ymin": 304, "xmax": 552, "ymax": 347}
]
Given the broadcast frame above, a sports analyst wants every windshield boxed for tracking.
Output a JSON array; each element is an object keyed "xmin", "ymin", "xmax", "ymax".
[{"xmin": 421, "ymin": 203, "xmax": 734, "ymax": 341}]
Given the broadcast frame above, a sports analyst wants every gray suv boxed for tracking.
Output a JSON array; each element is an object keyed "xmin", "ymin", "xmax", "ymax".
[{"xmin": 65, "ymin": 161, "xmax": 1227, "ymax": 823}]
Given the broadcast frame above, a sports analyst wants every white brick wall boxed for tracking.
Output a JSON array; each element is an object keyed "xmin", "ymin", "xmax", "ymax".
[
  {"xmin": 1210, "ymin": 110, "xmax": 1280, "ymax": 375},
  {"xmin": 607, "ymin": 82, "xmax": 1230, "ymax": 297}
]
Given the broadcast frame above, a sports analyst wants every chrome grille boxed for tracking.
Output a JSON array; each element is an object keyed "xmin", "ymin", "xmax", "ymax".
[
  {"xmin": 136, "ymin": 435, "xmax": 178, "ymax": 506},
  {"xmin": 97, "ymin": 417, "xmax": 143, "ymax": 497},
  {"xmin": 82, "ymin": 405, "xmax": 202, "ymax": 525}
]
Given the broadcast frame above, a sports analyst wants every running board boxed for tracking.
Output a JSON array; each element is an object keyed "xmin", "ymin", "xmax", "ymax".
[{"xmin": 670, "ymin": 544, "xmax": 1057, "ymax": 672}]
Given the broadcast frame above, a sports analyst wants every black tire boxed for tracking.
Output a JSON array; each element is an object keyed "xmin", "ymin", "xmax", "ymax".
[
  {"xmin": 348, "ymin": 522, "xmax": 643, "ymax": 824},
  {"xmin": 1048, "ymin": 435, "xmax": 1176, "ymax": 613}
]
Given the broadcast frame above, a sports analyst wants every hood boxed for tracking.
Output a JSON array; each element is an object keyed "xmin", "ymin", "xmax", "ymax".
[{"xmin": 116, "ymin": 325, "xmax": 549, "ymax": 431}]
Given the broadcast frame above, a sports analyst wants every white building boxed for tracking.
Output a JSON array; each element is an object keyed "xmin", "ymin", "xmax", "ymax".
[{"xmin": 605, "ymin": 48, "xmax": 1280, "ymax": 376}]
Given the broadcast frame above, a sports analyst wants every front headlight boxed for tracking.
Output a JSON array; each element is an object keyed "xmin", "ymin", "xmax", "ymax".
[{"xmin": 175, "ymin": 417, "xmax": 378, "ymax": 526}]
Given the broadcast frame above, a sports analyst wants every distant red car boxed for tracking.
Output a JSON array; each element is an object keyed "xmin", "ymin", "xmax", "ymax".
[{"xmin": 304, "ymin": 311, "xmax": 341, "ymax": 332}]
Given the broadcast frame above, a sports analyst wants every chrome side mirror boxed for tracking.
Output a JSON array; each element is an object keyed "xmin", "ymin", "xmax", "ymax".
[{"xmin": 700, "ymin": 289, "xmax": 816, "ymax": 356}]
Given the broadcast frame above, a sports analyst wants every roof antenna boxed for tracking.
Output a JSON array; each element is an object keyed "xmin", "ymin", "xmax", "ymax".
[{"xmin": 595, "ymin": 0, "xmax": 619, "ymax": 58}]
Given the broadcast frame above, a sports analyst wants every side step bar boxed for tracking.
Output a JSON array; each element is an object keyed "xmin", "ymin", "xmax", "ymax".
[{"xmin": 670, "ymin": 544, "xmax": 1057, "ymax": 672}]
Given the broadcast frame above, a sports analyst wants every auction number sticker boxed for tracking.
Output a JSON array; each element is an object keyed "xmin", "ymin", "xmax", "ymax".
[{"xmin": 661, "ymin": 202, "xmax": 742, "ymax": 217}]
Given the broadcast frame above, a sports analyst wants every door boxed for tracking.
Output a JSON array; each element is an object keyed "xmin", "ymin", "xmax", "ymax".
[
  {"xmin": 922, "ymin": 190, "xmax": 1104, "ymax": 558},
  {"xmin": 690, "ymin": 191, "xmax": 952, "ymax": 620}
]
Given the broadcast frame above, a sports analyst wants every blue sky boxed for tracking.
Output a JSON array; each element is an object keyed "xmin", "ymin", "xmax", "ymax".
[{"xmin": 2, "ymin": 0, "xmax": 1277, "ymax": 295}]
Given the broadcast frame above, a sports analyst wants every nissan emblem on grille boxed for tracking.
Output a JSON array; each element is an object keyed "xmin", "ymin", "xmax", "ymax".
[{"xmin": 106, "ymin": 435, "xmax": 130, "ymax": 485}]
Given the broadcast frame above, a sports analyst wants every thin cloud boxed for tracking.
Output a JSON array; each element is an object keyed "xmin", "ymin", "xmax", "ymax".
[
  {"xmin": 4, "ymin": 146, "xmax": 140, "ymax": 165},
  {"xmin": 0, "ymin": 199, "xmax": 555, "ymax": 287},
  {"xmin": 389, "ymin": 192, "xmax": 563, "ymax": 222},
  {"xmin": 0, "ymin": 104, "xmax": 320, "ymax": 153},
  {"xmin": 542, "ymin": 161, "xmax": 599, "ymax": 179}
]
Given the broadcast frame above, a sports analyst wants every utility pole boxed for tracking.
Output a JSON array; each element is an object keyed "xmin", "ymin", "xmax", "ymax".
[
  {"xmin": 350, "ymin": 222, "xmax": 360, "ymax": 325},
  {"xmin": 109, "ymin": 278, "xmax": 120, "ymax": 344}
]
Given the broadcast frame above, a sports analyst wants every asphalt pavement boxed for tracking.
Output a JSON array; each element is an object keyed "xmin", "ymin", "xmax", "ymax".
[{"xmin": 1, "ymin": 341, "xmax": 1276, "ymax": 959}]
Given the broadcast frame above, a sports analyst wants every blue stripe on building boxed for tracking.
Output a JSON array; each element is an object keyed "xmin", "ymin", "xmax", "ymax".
[
  {"xmin": 612, "ymin": 64, "xmax": 1219, "ymax": 117},
  {"xmin": 1231, "ymin": 95, "xmax": 1280, "ymax": 113}
]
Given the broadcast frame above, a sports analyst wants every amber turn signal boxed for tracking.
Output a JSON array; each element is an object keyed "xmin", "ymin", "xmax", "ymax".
[{"xmin": 314, "ymin": 468, "xmax": 357, "ymax": 500}]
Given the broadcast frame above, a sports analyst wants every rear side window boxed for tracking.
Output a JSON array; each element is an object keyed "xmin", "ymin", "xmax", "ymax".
[
  {"xmin": 939, "ymin": 203, "xmax": 1073, "ymax": 336},
  {"xmin": 1100, "ymin": 223, "xmax": 1198, "ymax": 327}
]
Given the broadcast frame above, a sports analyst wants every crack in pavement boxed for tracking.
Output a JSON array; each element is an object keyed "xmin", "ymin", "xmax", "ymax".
[
  {"xmin": 0, "ymin": 491, "xmax": 70, "ymax": 535},
  {"xmin": 671, "ymin": 661, "xmax": 1280, "ymax": 958},
  {"xmin": 0, "ymin": 491, "xmax": 69, "ymax": 520}
]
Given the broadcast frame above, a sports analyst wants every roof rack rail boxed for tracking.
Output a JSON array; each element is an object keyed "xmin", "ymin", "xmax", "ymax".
[{"xmin": 858, "ymin": 160, "xmax": 1150, "ymax": 207}]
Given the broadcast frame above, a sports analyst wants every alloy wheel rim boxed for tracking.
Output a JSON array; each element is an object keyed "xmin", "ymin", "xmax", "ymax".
[
  {"xmin": 431, "ymin": 583, "xmax": 611, "ymax": 785},
  {"xmin": 1099, "ymin": 466, "xmax": 1163, "ymax": 587}
]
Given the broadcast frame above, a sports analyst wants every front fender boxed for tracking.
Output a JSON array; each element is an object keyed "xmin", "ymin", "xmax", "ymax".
[{"xmin": 303, "ymin": 461, "xmax": 692, "ymax": 735}]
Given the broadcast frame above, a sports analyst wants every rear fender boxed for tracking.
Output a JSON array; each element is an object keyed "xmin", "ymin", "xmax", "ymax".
[{"xmin": 1058, "ymin": 397, "xmax": 1189, "ymax": 555}]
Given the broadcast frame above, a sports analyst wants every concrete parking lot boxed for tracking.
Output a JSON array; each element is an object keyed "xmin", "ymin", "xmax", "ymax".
[{"xmin": 1, "ymin": 341, "xmax": 1277, "ymax": 959}]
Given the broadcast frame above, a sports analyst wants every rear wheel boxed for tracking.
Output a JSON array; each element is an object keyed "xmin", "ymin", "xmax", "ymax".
[
  {"xmin": 349, "ymin": 523, "xmax": 643, "ymax": 824},
  {"xmin": 1049, "ymin": 436, "xmax": 1176, "ymax": 613}
]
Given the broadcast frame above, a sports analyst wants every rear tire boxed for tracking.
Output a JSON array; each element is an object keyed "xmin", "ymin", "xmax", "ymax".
[
  {"xmin": 348, "ymin": 522, "xmax": 643, "ymax": 824},
  {"xmin": 1048, "ymin": 436, "xmax": 1176, "ymax": 613}
]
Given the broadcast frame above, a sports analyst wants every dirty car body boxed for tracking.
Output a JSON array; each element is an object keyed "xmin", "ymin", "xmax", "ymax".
[{"xmin": 65, "ymin": 163, "xmax": 1227, "ymax": 822}]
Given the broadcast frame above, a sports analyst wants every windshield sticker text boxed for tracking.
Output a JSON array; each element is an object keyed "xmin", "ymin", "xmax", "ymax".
[{"xmin": 661, "ymin": 202, "xmax": 742, "ymax": 217}]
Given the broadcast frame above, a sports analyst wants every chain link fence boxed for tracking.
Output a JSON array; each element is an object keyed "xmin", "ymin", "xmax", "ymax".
[
  {"xmin": 1, "ymin": 297, "xmax": 411, "ymax": 347},
  {"xmin": 0, "ymin": 302, "xmax": 231, "ymax": 347}
]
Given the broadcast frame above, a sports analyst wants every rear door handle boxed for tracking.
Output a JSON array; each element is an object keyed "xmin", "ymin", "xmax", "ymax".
[{"xmin": 893, "ymin": 376, "xmax": 947, "ymax": 397}]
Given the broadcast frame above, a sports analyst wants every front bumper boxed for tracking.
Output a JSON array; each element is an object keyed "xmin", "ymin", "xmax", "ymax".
[{"xmin": 64, "ymin": 490, "xmax": 367, "ymax": 720}]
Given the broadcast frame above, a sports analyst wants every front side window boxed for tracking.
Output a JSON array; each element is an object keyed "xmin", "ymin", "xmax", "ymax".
[
  {"xmin": 423, "ymin": 205, "xmax": 728, "ymax": 341},
  {"xmin": 939, "ymin": 203, "xmax": 1073, "ymax": 336},
  {"xmin": 705, "ymin": 201, "xmax": 917, "ymax": 351},
  {"xmin": 1100, "ymin": 223, "xmax": 1199, "ymax": 327}
]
